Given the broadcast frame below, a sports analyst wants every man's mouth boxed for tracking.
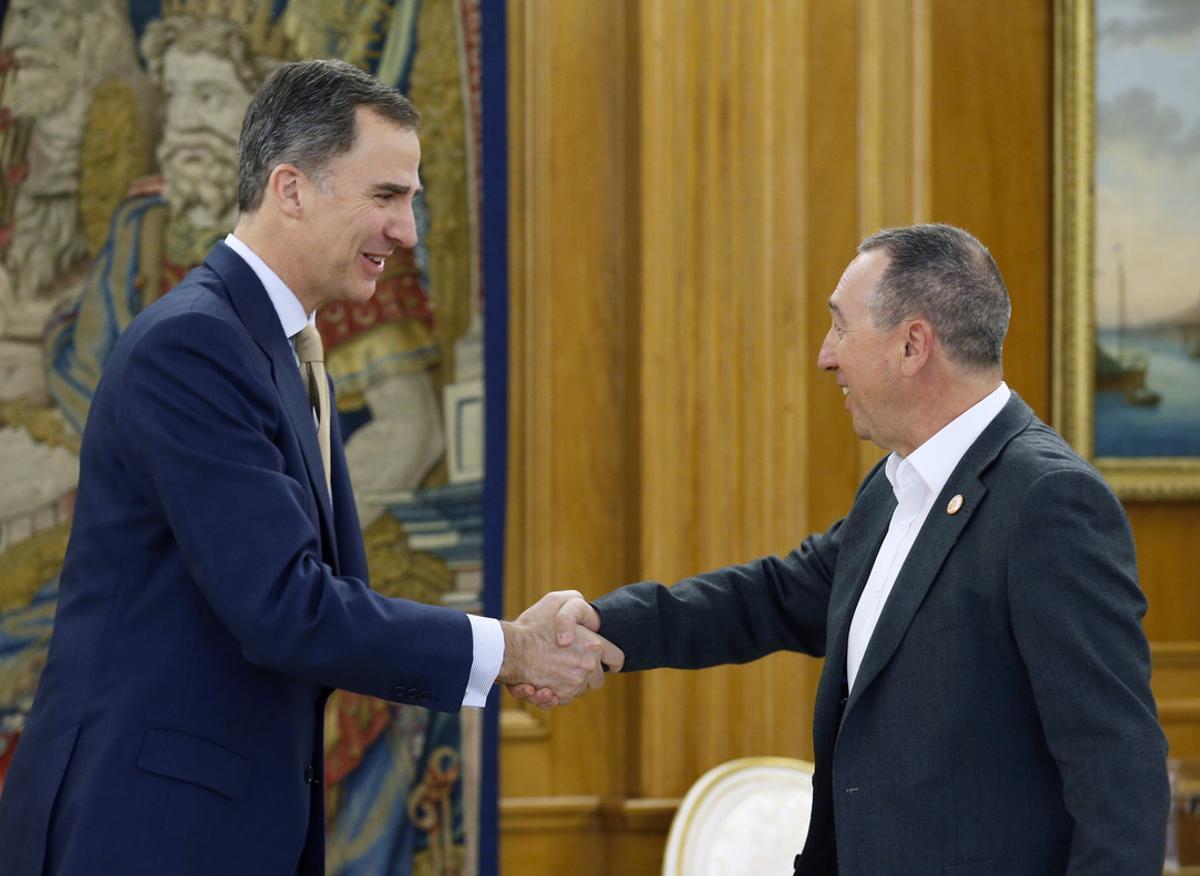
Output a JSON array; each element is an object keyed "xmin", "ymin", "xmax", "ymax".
[
  {"xmin": 841, "ymin": 386, "xmax": 849, "ymax": 396},
  {"xmin": 362, "ymin": 253, "xmax": 388, "ymax": 269}
]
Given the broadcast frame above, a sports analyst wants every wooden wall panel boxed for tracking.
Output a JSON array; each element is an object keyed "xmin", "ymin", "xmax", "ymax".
[
  {"xmin": 805, "ymin": 0, "xmax": 866, "ymax": 518},
  {"xmin": 927, "ymin": 0, "xmax": 1053, "ymax": 416},
  {"xmin": 501, "ymin": 0, "xmax": 633, "ymax": 815},
  {"xmin": 632, "ymin": 0, "xmax": 816, "ymax": 801},
  {"xmin": 1135, "ymin": 502, "xmax": 1200, "ymax": 759}
]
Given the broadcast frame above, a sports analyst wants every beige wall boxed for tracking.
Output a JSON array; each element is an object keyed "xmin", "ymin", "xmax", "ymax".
[{"xmin": 500, "ymin": 2, "xmax": 1200, "ymax": 873}]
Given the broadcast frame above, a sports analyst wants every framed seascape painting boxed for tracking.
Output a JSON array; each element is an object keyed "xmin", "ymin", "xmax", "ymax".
[{"xmin": 1055, "ymin": 0, "xmax": 1200, "ymax": 499}]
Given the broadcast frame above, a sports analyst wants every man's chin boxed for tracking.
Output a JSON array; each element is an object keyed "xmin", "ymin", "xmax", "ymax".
[
  {"xmin": 328, "ymin": 281, "xmax": 379, "ymax": 310},
  {"xmin": 355, "ymin": 281, "xmax": 380, "ymax": 303}
]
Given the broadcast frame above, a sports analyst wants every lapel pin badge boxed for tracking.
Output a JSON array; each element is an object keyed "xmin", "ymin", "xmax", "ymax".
[{"xmin": 946, "ymin": 494, "xmax": 964, "ymax": 515}]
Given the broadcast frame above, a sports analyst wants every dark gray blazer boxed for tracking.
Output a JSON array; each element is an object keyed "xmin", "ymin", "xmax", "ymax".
[{"xmin": 594, "ymin": 394, "xmax": 1168, "ymax": 875}]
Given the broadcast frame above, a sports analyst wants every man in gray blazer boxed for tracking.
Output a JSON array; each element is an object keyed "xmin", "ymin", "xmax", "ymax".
[{"xmin": 515, "ymin": 224, "xmax": 1169, "ymax": 874}]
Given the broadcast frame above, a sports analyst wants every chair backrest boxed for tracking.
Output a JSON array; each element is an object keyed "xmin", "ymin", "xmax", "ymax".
[{"xmin": 662, "ymin": 756, "xmax": 814, "ymax": 876}]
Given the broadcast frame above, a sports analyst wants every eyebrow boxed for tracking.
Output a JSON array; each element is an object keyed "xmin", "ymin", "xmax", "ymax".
[{"xmin": 374, "ymin": 182, "xmax": 423, "ymax": 197}]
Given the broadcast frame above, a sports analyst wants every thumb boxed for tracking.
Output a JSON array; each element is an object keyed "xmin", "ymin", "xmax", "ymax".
[{"xmin": 554, "ymin": 596, "xmax": 596, "ymax": 645}]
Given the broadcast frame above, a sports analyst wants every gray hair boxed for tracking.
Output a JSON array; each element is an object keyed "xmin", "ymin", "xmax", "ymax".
[
  {"xmin": 235, "ymin": 59, "xmax": 420, "ymax": 214},
  {"xmin": 858, "ymin": 223, "xmax": 1010, "ymax": 370}
]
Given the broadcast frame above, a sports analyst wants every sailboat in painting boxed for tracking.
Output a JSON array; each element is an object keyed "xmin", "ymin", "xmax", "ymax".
[{"xmin": 1095, "ymin": 248, "xmax": 1161, "ymax": 407}]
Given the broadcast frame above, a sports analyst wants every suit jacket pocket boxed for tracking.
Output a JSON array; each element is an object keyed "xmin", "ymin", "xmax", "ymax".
[{"xmin": 136, "ymin": 726, "xmax": 251, "ymax": 800}]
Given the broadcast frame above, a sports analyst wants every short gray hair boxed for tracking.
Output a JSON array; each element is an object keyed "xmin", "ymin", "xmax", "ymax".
[
  {"xmin": 236, "ymin": 59, "xmax": 420, "ymax": 213},
  {"xmin": 858, "ymin": 223, "xmax": 1010, "ymax": 370}
]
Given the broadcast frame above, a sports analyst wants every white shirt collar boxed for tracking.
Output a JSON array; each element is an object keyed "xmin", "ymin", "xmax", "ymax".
[
  {"xmin": 224, "ymin": 233, "xmax": 313, "ymax": 339},
  {"xmin": 885, "ymin": 381, "xmax": 1012, "ymax": 501}
]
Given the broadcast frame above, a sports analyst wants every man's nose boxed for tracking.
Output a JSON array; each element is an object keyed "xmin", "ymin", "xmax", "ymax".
[
  {"xmin": 387, "ymin": 207, "xmax": 418, "ymax": 249},
  {"xmin": 817, "ymin": 329, "xmax": 837, "ymax": 371}
]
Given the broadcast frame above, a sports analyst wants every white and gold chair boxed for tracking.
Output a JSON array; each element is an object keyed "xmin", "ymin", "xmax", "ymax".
[{"xmin": 662, "ymin": 756, "xmax": 815, "ymax": 876}]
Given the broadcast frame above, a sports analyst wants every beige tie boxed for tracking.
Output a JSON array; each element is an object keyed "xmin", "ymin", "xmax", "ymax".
[{"xmin": 294, "ymin": 324, "xmax": 332, "ymax": 495}]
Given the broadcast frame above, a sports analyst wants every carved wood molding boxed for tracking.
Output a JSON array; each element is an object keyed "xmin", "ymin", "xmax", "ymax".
[
  {"xmin": 1158, "ymin": 699, "xmax": 1200, "ymax": 724},
  {"xmin": 1151, "ymin": 642, "xmax": 1200, "ymax": 725},
  {"xmin": 500, "ymin": 796, "xmax": 603, "ymax": 833},
  {"xmin": 500, "ymin": 705, "xmax": 549, "ymax": 739},
  {"xmin": 500, "ymin": 796, "xmax": 681, "ymax": 833},
  {"xmin": 1152, "ymin": 642, "xmax": 1200, "ymax": 668}
]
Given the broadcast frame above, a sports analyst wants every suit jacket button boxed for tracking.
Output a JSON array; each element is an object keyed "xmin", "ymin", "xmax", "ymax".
[
  {"xmin": 392, "ymin": 686, "xmax": 405, "ymax": 698},
  {"xmin": 419, "ymin": 691, "xmax": 431, "ymax": 704}
]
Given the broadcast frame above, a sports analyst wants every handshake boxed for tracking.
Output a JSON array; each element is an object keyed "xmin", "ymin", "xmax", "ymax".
[{"xmin": 498, "ymin": 590, "xmax": 624, "ymax": 709}]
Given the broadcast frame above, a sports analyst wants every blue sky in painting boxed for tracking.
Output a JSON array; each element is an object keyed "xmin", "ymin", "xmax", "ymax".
[{"xmin": 1094, "ymin": 0, "xmax": 1200, "ymax": 328}]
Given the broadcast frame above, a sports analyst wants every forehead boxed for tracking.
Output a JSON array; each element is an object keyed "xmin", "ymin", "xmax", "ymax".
[
  {"xmin": 830, "ymin": 249, "xmax": 888, "ymax": 316},
  {"xmin": 329, "ymin": 107, "xmax": 421, "ymax": 178}
]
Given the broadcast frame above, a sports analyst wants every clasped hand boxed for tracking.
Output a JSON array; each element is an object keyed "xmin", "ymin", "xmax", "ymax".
[{"xmin": 498, "ymin": 590, "xmax": 622, "ymax": 709}]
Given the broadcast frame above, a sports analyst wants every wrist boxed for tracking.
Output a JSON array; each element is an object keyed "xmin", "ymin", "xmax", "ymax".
[{"xmin": 497, "ymin": 620, "xmax": 525, "ymax": 685}]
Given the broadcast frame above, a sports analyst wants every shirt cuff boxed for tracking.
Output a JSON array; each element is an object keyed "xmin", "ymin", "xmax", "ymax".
[{"xmin": 463, "ymin": 614, "xmax": 505, "ymax": 708}]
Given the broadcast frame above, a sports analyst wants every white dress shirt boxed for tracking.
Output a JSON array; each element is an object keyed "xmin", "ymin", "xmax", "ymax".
[
  {"xmin": 224, "ymin": 234, "xmax": 504, "ymax": 708},
  {"xmin": 845, "ymin": 381, "xmax": 1011, "ymax": 693}
]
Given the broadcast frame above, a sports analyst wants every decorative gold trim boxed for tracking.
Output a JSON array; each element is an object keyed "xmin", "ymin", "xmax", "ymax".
[
  {"xmin": 1052, "ymin": 0, "xmax": 1200, "ymax": 499},
  {"xmin": 1052, "ymin": 0, "xmax": 1095, "ymax": 462}
]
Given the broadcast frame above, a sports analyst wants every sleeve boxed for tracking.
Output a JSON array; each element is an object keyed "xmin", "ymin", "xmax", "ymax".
[
  {"xmin": 463, "ymin": 615, "xmax": 504, "ymax": 707},
  {"xmin": 592, "ymin": 517, "xmax": 845, "ymax": 672},
  {"xmin": 115, "ymin": 310, "xmax": 474, "ymax": 711},
  {"xmin": 1007, "ymin": 467, "xmax": 1170, "ymax": 875}
]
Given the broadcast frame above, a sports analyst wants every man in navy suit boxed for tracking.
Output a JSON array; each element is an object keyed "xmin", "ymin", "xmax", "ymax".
[
  {"xmin": 0, "ymin": 59, "xmax": 621, "ymax": 875},
  {"xmin": 520, "ymin": 225, "xmax": 1170, "ymax": 874}
]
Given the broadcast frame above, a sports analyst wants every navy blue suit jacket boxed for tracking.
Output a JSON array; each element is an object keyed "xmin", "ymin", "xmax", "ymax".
[
  {"xmin": 0, "ymin": 244, "xmax": 474, "ymax": 875},
  {"xmin": 594, "ymin": 394, "xmax": 1169, "ymax": 875}
]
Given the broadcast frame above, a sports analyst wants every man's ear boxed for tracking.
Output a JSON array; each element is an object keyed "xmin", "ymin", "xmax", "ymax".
[
  {"xmin": 265, "ymin": 164, "xmax": 305, "ymax": 219},
  {"xmin": 899, "ymin": 318, "xmax": 934, "ymax": 376}
]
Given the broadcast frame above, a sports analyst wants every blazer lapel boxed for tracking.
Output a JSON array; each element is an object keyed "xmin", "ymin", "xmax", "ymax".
[
  {"xmin": 824, "ymin": 477, "xmax": 894, "ymax": 688},
  {"xmin": 202, "ymin": 244, "xmax": 339, "ymax": 564},
  {"xmin": 807, "ymin": 465, "xmax": 896, "ymax": 757},
  {"xmin": 841, "ymin": 393, "xmax": 1035, "ymax": 719}
]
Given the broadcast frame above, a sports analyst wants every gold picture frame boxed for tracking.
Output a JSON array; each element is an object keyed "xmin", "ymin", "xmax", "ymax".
[{"xmin": 1053, "ymin": 0, "xmax": 1200, "ymax": 500}]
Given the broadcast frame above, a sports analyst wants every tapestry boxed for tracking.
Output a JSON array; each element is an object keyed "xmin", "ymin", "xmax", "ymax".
[{"xmin": 0, "ymin": 1, "xmax": 497, "ymax": 874}]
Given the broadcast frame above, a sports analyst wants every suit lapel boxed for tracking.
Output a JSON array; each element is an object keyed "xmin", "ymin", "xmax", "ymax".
[
  {"xmin": 804, "ymin": 463, "xmax": 895, "ymax": 758},
  {"xmin": 203, "ymin": 244, "xmax": 339, "ymax": 566},
  {"xmin": 823, "ymin": 476, "xmax": 894, "ymax": 690},
  {"xmin": 840, "ymin": 393, "xmax": 1035, "ymax": 720}
]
